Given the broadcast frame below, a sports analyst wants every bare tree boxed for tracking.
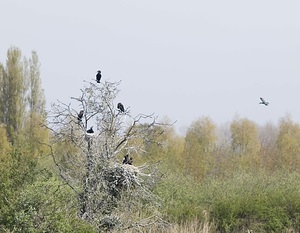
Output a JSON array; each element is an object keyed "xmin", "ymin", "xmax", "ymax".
[{"xmin": 46, "ymin": 80, "xmax": 167, "ymax": 231}]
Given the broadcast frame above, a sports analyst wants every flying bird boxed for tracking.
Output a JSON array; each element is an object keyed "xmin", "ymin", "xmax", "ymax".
[
  {"xmin": 259, "ymin": 97, "xmax": 269, "ymax": 106},
  {"xmin": 77, "ymin": 110, "xmax": 84, "ymax": 121},
  {"xmin": 117, "ymin": 102, "xmax": 125, "ymax": 112},
  {"xmin": 87, "ymin": 126, "xmax": 94, "ymax": 134},
  {"xmin": 96, "ymin": 70, "xmax": 101, "ymax": 83}
]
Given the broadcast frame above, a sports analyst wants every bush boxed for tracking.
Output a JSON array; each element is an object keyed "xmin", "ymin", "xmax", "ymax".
[
  {"xmin": 209, "ymin": 171, "xmax": 300, "ymax": 232},
  {"xmin": 156, "ymin": 170, "xmax": 300, "ymax": 233},
  {"xmin": 1, "ymin": 178, "xmax": 96, "ymax": 233}
]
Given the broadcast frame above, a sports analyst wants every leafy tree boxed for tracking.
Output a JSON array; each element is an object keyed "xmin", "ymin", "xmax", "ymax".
[
  {"xmin": 0, "ymin": 64, "xmax": 6, "ymax": 124},
  {"xmin": 47, "ymin": 80, "xmax": 166, "ymax": 231},
  {"xmin": 277, "ymin": 115, "xmax": 300, "ymax": 171},
  {"xmin": 0, "ymin": 149, "xmax": 38, "ymax": 230},
  {"xmin": 0, "ymin": 124, "xmax": 11, "ymax": 155},
  {"xmin": 162, "ymin": 125, "xmax": 185, "ymax": 172},
  {"xmin": 26, "ymin": 51, "xmax": 45, "ymax": 113},
  {"xmin": 24, "ymin": 51, "xmax": 48, "ymax": 156},
  {"xmin": 0, "ymin": 47, "xmax": 47, "ymax": 149},
  {"xmin": 183, "ymin": 116, "xmax": 217, "ymax": 179},
  {"xmin": 0, "ymin": 47, "xmax": 49, "ymax": 231},
  {"xmin": 230, "ymin": 117, "xmax": 261, "ymax": 155},
  {"xmin": 230, "ymin": 117, "xmax": 261, "ymax": 170},
  {"xmin": 258, "ymin": 122, "xmax": 280, "ymax": 171},
  {"xmin": 2, "ymin": 177, "xmax": 96, "ymax": 233},
  {"xmin": 0, "ymin": 47, "xmax": 26, "ymax": 144}
]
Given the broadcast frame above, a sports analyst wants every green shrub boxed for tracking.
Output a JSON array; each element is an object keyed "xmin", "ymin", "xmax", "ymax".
[
  {"xmin": 1, "ymin": 178, "xmax": 96, "ymax": 233},
  {"xmin": 156, "ymin": 170, "xmax": 300, "ymax": 232},
  {"xmin": 209, "ymin": 171, "xmax": 300, "ymax": 232}
]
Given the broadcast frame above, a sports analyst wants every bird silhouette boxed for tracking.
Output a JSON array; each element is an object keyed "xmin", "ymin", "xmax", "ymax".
[
  {"xmin": 122, "ymin": 154, "xmax": 129, "ymax": 164},
  {"xmin": 127, "ymin": 157, "xmax": 133, "ymax": 165},
  {"xmin": 77, "ymin": 110, "xmax": 84, "ymax": 121},
  {"xmin": 96, "ymin": 70, "xmax": 101, "ymax": 83},
  {"xmin": 122, "ymin": 154, "xmax": 133, "ymax": 165},
  {"xmin": 87, "ymin": 126, "xmax": 94, "ymax": 134},
  {"xmin": 259, "ymin": 97, "xmax": 269, "ymax": 106},
  {"xmin": 117, "ymin": 102, "xmax": 125, "ymax": 112}
]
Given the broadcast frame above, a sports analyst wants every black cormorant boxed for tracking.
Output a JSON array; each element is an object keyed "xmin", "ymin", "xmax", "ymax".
[
  {"xmin": 87, "ymin": 126, "xmax": 94, "ymax": 134},
  {"xmin": 127, "ymin": 157, "xmax": 133, "ymax": 165},
  {"xmin": 77, "ymin": 110, "xmax": 84, "ymax": 121},
  {"xmin": 117, "ymin": 102, "xmax": 125, "ymax": 112},
  {"xmin": 96, "ymin": 70, "xmax": 101, "ymax": 83},
  {"xmin": 122, "ymin": 154, "xmax": 133, "ymax": 165},
  {"xmin": 122, "ymin": 154, "xmax": 129, "ymax": 164}
]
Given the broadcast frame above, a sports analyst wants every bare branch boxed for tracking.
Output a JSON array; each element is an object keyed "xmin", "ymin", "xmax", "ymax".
[
  {"xmin": 46, "ymin": 80, "xmax": 168, "ymax": 231},
  {"xmin": 37, "ymin": 141, "xmax": 80, "ymax": 195}
]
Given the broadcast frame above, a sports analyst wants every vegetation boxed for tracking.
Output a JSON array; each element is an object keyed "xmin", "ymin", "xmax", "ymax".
[
  {"xmin": 1, "ymin": 47, "xmax": 300, "ymax": 232},
  {"xmin": 47, "ymin": 80, "xmax": 166, "ymax": 231}
]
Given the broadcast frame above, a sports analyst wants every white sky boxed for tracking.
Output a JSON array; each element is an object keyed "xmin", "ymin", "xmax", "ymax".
[{"xmin": 1, "ymin": 0, "xmax": 300, "ymax": 133}]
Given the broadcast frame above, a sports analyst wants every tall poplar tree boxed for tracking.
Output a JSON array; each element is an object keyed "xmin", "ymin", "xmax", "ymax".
[
  {"xmin": 25, "ymin": 51, "xmax": 47, "ymax": 154},
  {"xmin": 0, "ymin": 47, "xmax": 46, "ymax": 148},
  {"xmin": 1, "ymin": 47, "xmax": 26, "ymax": 144}
]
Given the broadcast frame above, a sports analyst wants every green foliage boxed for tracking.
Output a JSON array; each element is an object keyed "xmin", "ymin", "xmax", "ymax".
[
  {"xmin": 155, "ymin": 174, "xmax": 206, "ymax": 222},
  {"xmin": 1, "ymin": 47, "xmax": 26, "ymax": 144},
  {"xmin": 0, "ymin": 149, "xmax": 37, "ymax": 201},
  {"xmin": 230, "ymin": 117, "xmax": 261, "ymax": 156},
  {"xmin": 0, "ymin": 124, "xmax": 11, "ymax": 155},
  {"xmin": 156, "ymin": 170, "xmax": 300, "ymax": 233},
  {"xmin": 0, "ymin": 146, "xmax": 95, "ymax": 232},
  {"xmin": 210, "ymin": 171, "xmax": 300, "ymax": 232},
  {"xmin": 154, "ymin": 116, "xmax": 300, "ymax": 232},
  {"xmin": 258, "ymin": 122, "xmax": 280, "ymax": 171},
  {"xmin": 1, "ymin": 177, "xmax": 96, "ymax": 233},
  {"xmin": 277, "ymin": 115, "xmax": 300, "ymax": 171},
  {"xmin": 183, "ymin": 116, "xmax": 217, "ymax": 179},
  {"xmin": 0, "ymin": 47, "xmax": 47, "ymax": 148}
]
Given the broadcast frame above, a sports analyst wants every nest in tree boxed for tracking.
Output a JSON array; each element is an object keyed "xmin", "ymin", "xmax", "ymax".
[
  {"xmin": 104, "ymin": 164, "xmax": 141, "ymax": 197},
  {"xmin": 98, "ymin": 215, "xmax": 121, "ymax": 231}
]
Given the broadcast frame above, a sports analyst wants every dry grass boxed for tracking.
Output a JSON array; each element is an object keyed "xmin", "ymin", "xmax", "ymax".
[
  {"xmin": 167, "ymin": 218, "xmax": 214, "ymax": 233},
  {"xmin": 123, "ymin": 211, "xmax": 216, "ymax": 233}
]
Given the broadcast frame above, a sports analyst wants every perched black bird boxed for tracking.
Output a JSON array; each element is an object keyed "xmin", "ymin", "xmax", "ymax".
[
  {"xmin": 87, "ymin": 126, "xmax": 94, "ymax": 134},
  {"xmin": 96, "ymin": 70, "xmax": 101, "ymax": 83},
  {"xmin": 127, "ymin": 157, "xmax": 133, "ymax": 165},
  {"xmin": 122, "ymin": 154, "xmax": 129, "ymax": 164},
  {"xmin": 77, "ymin": 110, "xmax": 84, "ymax": 121},
  {"xmin": 259, "ymin": 97, "xmax": 269, "ymax": 106},
  {"xmin": 122, "ymin": 154, "xmax": 133, "ymax": 165},
  {"xmin": 117, "ymin": 102, "xmax": 125, "ymax": 112}
]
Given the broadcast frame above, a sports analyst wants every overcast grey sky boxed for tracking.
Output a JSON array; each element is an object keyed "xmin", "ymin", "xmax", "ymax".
[{"xmin": 1, "ymin": 0, "xmax": 300, "ymax": 132}]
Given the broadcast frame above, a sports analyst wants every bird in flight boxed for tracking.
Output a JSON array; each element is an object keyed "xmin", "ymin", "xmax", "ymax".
[
  {"xmin": 96, "ymin": 70, "xmax": 101, "ymax": 83},
  {"xmin": 259, "ymin": 97, "xmax": 269, "ymax": 106},
  {"xmin": 117, "ymin": 102, "xmax": 125, "ymax": 112},
  {"xmin": 77, "ymin": 110, "xmax": 84, "ymax": 121}
]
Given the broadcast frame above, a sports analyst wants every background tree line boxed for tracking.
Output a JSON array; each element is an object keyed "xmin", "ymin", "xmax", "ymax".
[{"xmin": 153, "ymin": 116, "xmax": 300, "ymax": 232}]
